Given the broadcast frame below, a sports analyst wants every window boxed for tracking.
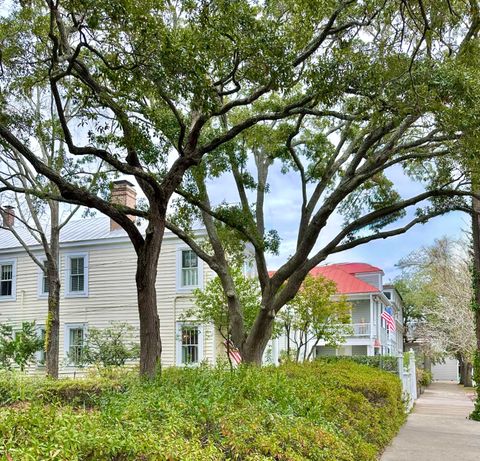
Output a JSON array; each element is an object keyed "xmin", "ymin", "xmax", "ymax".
[
  {"xmin": 65, "ymin": 254, "xmax": 88, "ymax": 297},
  {"xmin": 176, "ymin": 323, "xmax": 204, "ymax": 365},
  {"xmin": 38, "ymin": 258, "xmax": 48, "ymax": 298},
  {"xmin": 37, "ymin": 327, "xmax": 46, "ymax": 365},
  {"xmin": 0, "ymin": 260, "xmax": 16, "ymax": 301},
  {"xmin": 65, "ymin": 324, "xmax": 86, "ymax": 365},
  {"xmin": 182, "ymin": 250, "xmax": 198, "ymax": 286},
  {"xmin": 1, "ymin": 264, "xmax": 13, "ymax": 296},
  {"xmin": 177, "ymin": 248, "xmax": 202, "ymax": 290},
  {"xmin": 70, "ymin": 257, "xmax": 84, "ymax": 292}
]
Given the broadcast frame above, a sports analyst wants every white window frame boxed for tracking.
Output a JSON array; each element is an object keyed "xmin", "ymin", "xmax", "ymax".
[
  {"xmin": 175, "ymin": 322, "xmax": 204, "ymax": 366},
  {"xmin": 37, "ymin": 256, "xmax": 49, "ymax": 299},
  {"xmin": 64, "ymin": 323, "xmax": 87, "ymax": 366},
  {"xmin": 176, "ymin": 247, "xmax": 203, "ymax": 291},
  {"xmin": 65, "ymin": 253, "xmax": 89, "ymax": 297},
  {"xmin": 0, "ymin": 258, "xmax": 16, "ymax": 302}
]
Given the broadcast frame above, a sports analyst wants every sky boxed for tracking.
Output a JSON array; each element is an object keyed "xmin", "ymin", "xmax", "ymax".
[
  {"xmin": 0, "ymin": 0, "xmax": 467, "ymax": 283},
  {"xmin": 204, "ymin": 161, "xmax": 469, "ymax": 285}
]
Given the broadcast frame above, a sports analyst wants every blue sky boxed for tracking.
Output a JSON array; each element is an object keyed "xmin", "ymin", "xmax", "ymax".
[{"xmin": 206, "ymin": 161, "xmax": 469, "ymax": 284}]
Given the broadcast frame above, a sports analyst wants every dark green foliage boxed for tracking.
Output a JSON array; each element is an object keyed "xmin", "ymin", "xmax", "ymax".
[
  {"xmin": 0, "ymin": 373, "xmax": 124, "ymax": 408},
  {"xmin": 0, "ymin": 360, "xmax": 405, "ymax": 460},
  {"xmin": 317, "ymin": 355, "xmax": 399, "ymax": 373},
  {"xmin": 78, "ymin": 323, "xmax": 140, "ymax": 368},
  {"xmin": 416, "ymin": 368, "xmax": 433, "ymax": 388},
  {"xmin": 471, "ymin": 351, "xmax": 480, "ymax": 421}
]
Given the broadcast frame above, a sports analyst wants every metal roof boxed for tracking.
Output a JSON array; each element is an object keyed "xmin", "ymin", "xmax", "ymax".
[
  {"xmin": 309, "ymin": 265, "xmax": 379, "ymax": 295},
  {"xmin": 268, "ymin": 263, "xmax": 382, "ymax": 295},
  {"xmin": 0, "ymin": 216, "xmax": 147, "ymax": 251},
  {"xmin": 332, "ymin": 262, "xmax": 384, "ymax": 275}
]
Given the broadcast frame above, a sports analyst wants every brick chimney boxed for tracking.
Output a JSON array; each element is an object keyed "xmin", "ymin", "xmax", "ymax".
[
  {"xmin": 2, "ymin": 206, "xmax": 15, "ymax": 228},
  {"xmin": 110, "ymin": 180, "xmax": 137, "ymax": 231}
]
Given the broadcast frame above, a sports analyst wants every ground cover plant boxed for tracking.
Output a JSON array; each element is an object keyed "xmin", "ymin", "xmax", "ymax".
[{"xmin": 0, "ymin": 360, "xmax": 405, "ymax": 461}]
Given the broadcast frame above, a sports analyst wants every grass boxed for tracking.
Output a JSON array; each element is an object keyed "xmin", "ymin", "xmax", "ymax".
[{"xmin": 0, "ymin": 360, "xmax": 406, "ymax": 460}]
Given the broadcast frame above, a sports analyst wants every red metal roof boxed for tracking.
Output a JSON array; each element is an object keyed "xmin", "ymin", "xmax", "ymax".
[
  {"xmin": 332, "ymin": 262, "xmax": 383, "ymax": 275},
  {"xmin": 309, "ymin": 265, "xmax": 379, "ymax": 295},
  {"xmin": 268, "ymin": 263, "xmax": 381, "ymax": 295}
]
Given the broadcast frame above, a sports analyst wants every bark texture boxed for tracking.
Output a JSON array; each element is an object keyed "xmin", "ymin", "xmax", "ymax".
[
  {"xmin": 135, "ymin": 218, "xmax": 164, "ymax": 376},
  {"xmin": 45, "ymin": 259, "xmax": 60, "ymax": 379}
]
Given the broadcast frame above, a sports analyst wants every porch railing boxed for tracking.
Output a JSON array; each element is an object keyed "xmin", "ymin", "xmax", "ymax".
[{"xmin": 329, "ymin": 323, "xmax": 371, "ymax": 337}]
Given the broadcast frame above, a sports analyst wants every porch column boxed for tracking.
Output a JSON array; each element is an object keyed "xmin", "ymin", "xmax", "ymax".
[{"xmin": 369, "ymin": 294, "xmax": 374, "ymax": 340}]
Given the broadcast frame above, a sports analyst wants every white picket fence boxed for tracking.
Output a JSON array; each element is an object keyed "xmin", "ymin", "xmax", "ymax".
[{"xmin": 397, "ymin": 350, "xmax": 417, "ymax": 411}]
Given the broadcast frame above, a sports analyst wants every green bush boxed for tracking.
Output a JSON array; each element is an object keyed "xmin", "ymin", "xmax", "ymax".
[
  {"xmin": 0, "ymin": 322, "xmax": 43, "ymax": 371},
  {"xmin": 0, "ymin": 361, "xmax": 405, "ymax": 460},
  {"xmin": 0, "ymin": 370, "xmax": 127, "ymax": 407},
  {"xmin": 317, "ymin": 354, "xmax": 399, "ymax": 373},
  {"xmin": 416, "ymin": 368, "xmax": 433, "ymax": 387},
  {"xmin": 77, "ymin": 323, "xmax": 140, "ymax": 368},
  {"xmin": 470, "ymin": 351, "xmax": 480, "ymax": 421}
]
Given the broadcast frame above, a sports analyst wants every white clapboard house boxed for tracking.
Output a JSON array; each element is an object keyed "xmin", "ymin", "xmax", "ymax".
[
  {"xmin": 0, "ymin": 182, "xmax": 403, "ymax": 374},
  {"xmin": 309, "ymin": 263, "xmax": 404, "ymax": 358},
  {"xmin": 0, "ymin": 181, "xmax": 228, "ymax": 374}
]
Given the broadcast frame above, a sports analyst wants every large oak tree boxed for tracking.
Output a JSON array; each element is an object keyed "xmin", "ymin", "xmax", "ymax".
[
  {"xmin": 166, "ymin": 1, "xmax": 480, "ymax": 364},
  {"xmin": 0, "ymin": 0, "xmax": 415, "ymax": 375}
]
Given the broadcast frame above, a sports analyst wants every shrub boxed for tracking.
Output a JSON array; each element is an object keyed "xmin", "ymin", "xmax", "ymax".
[
  {"xmin": 0, "ymin": 361, "xmax": 405, "ymax": 460},
  {"xmin": 317, "ymin": 354, "xmax": 399, "ymax": 373},
  {"xmin": 0, "ymin": 322, "xmax": 43, "ymax": 371},
  {"xmin": 416, "ymin": 368, "xmax": 433, "ymax": 387},
  {"xmin": 470, "ymin": 351, "xmax": 480, "ymax": 421},
  {"xmin": 0, "ymin": 370, "xmax": 127, "ymax": 407},
  {"xmin": 76, "ymin": 323, "xmax": 139, "ymax": 368}
]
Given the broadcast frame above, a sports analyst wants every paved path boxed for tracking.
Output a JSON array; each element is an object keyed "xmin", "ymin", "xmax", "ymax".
[{"xmin": 381, "ymin": 382, "xmax": 480, "ymax": 461}]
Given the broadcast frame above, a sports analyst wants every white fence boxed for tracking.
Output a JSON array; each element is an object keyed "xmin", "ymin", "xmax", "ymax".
[{"xmin": 397, "ymin": 350, "xmax": 417, "ymax": 411}]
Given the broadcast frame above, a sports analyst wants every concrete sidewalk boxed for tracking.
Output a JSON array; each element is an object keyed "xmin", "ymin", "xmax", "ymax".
[{"xmin": 381, "ymin": 382, "xmax": 480, "ymax": 461}]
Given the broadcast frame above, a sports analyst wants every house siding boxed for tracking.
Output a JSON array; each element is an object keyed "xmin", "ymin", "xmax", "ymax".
[
  {"xmin": 356, "ymin": 272, "xmax": 382, "ymax": 290},
  {"xmin": 0, "ymin": 236, "xmax": 217, "ymax": 374}
]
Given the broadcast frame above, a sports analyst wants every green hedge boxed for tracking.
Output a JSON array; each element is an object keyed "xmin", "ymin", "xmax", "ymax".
[
  {"xmin": 0, "ymin": 360, "xmax": 405, "ymax": 461},
  {"xmin": 317, "ymin": 354, "xmax": 399, "ymax": 372}
]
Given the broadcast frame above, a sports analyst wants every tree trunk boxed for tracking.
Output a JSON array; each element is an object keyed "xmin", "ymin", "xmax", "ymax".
[
  {"xmin": 458, "ymin": 354, "xmax": 465, "ymax": 385},
  {"xmin": 45, "ymin": 207, "xmax": 60, "ymax": 379},
  {"xmin": 136, "ymin": 224, "xmax": 163, "ymax": 377},
  {"xmin": 465, "ymin": 362, "xmax": 473, "ymax": 388},
  {"xmin": 241, "ymin": 309, "xmax": 274, "ymax": 365},
  {"xmin": 470, "ymin": 191, "xmax": 480, "ymax": 419},
  {"xmin": 473, "ymin": 195, "xmax": 480, "ymax": 354},
  {"xmin": 45, "ymin": 268, "xmax": 60, "ymax": 379},
  {"xmin": 241, "ymin": 340, "xmax": 268, "ymax": 365},
  {"xmin": 285, "ymin": 324, "xmax": 291, "ymax": 357}
]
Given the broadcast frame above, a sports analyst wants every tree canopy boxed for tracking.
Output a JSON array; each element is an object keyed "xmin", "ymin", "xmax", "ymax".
[
  {"xmin": 166, "ymin": 1, "xmax": 480, "ymax": 362},
  {"xmin": 1, "ymin": 0, "xmax": 480, "ymax": 367},
  {"xmin": 395, "ymin": 237, "xmax": 476, "ymax": 367}
]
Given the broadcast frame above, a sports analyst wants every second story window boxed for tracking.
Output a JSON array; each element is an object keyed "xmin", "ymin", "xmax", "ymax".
[
  {"xmin": 1, "ymin": 264, "xmax": 13, "ymax": 296},
  {"xmin": 66, "ymin": 254, "xmax": 88, "ymax": 297},
  {"xmin": 0, "ymin": 260, "xmax": 16, "ymax": 301},
  {"xmin": 180, "ymin": 250, "xmax": 199, "ymax": 288},
  {"xmin": 70, "ymin": 257, "xmax": 84, "ymax": 292}
]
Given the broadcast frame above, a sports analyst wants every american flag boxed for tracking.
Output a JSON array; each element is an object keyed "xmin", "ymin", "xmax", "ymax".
[
  {"xmin": 381, "ymin": 306, "xmax": 396, "ymax": 332},
  {"xmin": 224, "ymin": 340, "xmax": 242, "ymax": 366}
]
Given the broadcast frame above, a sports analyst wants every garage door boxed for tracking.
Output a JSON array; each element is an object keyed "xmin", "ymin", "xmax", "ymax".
[{"xmin": 431, "ymin": 358, "xmax": 459, "ymax": 381}]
